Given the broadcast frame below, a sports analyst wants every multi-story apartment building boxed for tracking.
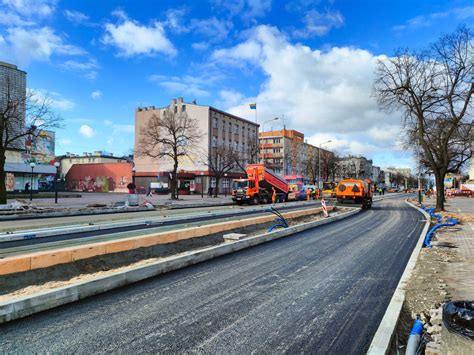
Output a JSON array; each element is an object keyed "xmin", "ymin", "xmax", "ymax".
[
  {"xmin": 0, "ymin": 61, "xmax": 26, "ymax": 150},
  {"xmin": 134, "ymin": 97, "xmax": 259, "ymax": 194},
  {"xmin": 335, "ymin": 156, "xmax": 374, "ymax": 181},
  {"xmin": 1, "ymin": 61, "xmax": 57, "ymax": 192},
  {"xmin": 259, "ymin": 129, "xmax": 335, "ymax": 182}
]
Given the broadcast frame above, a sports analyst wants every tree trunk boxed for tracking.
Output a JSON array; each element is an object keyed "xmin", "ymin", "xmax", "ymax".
[
  {"xmin": 434, "ymin": 171, "xmax": 445, "ymax": 211},
  {"xmin": 171, "ymin": 160, "xmax": 178, "ymax": 200},
  {"xmin": 0, "ymin": 149, "xmax": 6, "ymax": 204},
  {"xmin": 214, "ymin": 177, "xmax": 220, "ymax": 197}
]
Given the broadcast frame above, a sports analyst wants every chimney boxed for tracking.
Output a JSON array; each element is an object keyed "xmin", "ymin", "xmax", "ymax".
[
  {"xmin": 83, "ymin": 152, "xmax": 88, "ymax": 156},
  {"xmin": 177, "ymin": 97, "xmax": 183, "ymax": 104},
  {"xmin": 170, "ymin": 98, "xmax": 177, "ymax": 106}
]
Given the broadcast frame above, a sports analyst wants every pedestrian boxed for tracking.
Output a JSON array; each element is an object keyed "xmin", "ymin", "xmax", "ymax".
[
  {"xmin": 208, "ymin": 186, "xmax": 212, "ymax": 197},
  {"xmin": 24, "ymin": 182, "xmax": 30, "ymax": 192},
  {"xmin": 272, "ymin": 187, "xmax": 277, "ymax": 204},
  {"xmin": 306, "ymin": 188, "xmax": 311, "ymax": 201},
  {"xmin": 382, "ymin": 187, "xmax": 385, "ymax": 195},
  {"xmin": 315, "ymin": 188, "xmax": 320, "ymax": 200},
  {"xmin": 127, "ymin": 182, "xmax": 136, "ymax": 194},
  {"xmin": 146, "ymin": 185, "xmax": 153, "ymax": 197}
]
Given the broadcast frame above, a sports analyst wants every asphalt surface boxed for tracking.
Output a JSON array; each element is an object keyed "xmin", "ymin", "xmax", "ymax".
[
  {"xmin": 0, "ymin": 197, "xmax": 425, "ymax": 353},
  {"xmin": 0, "ymin": 202, "xmax": 324, "ymax": 257}
]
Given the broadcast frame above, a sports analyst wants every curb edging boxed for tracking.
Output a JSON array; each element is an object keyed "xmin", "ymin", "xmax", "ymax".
[
  {"xmin": 0, "ymin": 208, "xmax": 360, "ymax": 324},
  {"xmin": 366, "ymin": 200, "xmax": 431, "ymax": 354}
]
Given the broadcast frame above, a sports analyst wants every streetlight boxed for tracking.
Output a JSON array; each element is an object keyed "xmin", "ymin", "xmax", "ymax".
[
  {"xmin": 29, "ymin": 162, "xmax": 35, "ymax": 202},
  {"xmin": 261, "ymin": 117, "xmax": 279, "ymax": 166},
  {"xmin": 200, "ymin": 172, "xmax": 204, "ymax": 198},
  {"xmin": 132, "ymin": 166, "xmax": 136, "ymax": 187},
  {"xmin": 261, "ymin": 117, "xmax": 279, "ymax": 133},
  {"xmin": 224, "ymin": 173, "xmax": 228, "ymax": 198},
  {"xmin": 318, "ymin": 140, "xmax": 332, "ymax": 189},
  {"xmin": 54, "ymin": 161, "xmax": 60, "ymax": 203}
]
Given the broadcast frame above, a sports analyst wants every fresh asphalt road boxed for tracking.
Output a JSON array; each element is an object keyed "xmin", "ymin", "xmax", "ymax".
[{"xmin": 0, "ymin": 197, "xmax": 425, "ymax": 353}]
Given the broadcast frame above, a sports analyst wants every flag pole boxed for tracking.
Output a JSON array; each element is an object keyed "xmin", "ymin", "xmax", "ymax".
[{"xmin": 255, "ymin": 104, "xmax": 257, "ymax": 123}]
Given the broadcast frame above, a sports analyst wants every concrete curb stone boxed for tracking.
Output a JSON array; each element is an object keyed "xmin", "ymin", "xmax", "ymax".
[
  {"xmin": 0, "ymin": 208, "xmax": 360, "ymax": 324},
  {"xmin": 366, "ymin": 200, "xmax": 431, "ymax": 355}
]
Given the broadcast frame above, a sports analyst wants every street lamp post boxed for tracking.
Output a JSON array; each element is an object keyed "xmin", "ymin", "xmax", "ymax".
[
  {"xmin": 200, "ymin": 172, "xmax": 204, "ymax": 198},
  {"xmin": 54, "ymin": 161, "xmax": 60, "ymax": 203},
  {"xmin": 318, "ymin": 140, "xmax": 332, "ymax": 189},
  {"xmin": 29, "ymin": 162, "xmax": 35, "ymax": 202},
  {"xmin": 224, "ymin": 173, "xmax": 228, "ymax": 198},
  {"xmin": 261, "ymin": 117, "xmax": 279, "ymax": 165},
  {"xmin": 132, "ymin": 166, "xmax": 136, "ymax": 188}
]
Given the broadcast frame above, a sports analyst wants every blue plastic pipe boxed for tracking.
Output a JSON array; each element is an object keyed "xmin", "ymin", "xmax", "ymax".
[
  {"xmin": 406, "ymin": 319, "xmax": 424, "ymax": 355},
  {"xmin": 423, "ymin": 218, "xmax": 458, "ymax": 248}
]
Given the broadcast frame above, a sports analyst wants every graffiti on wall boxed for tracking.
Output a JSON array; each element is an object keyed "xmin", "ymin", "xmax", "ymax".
[
  {"xmin": 23, "ymin": 130, "xmax": 55, "ymax": 164},
  {"xmin": 67, "ymin": 175, "xmax": 130, "ymax": 192},
  {"xmin": 6, "ymin": 173, "xmax": 14, "ymax": 192}
]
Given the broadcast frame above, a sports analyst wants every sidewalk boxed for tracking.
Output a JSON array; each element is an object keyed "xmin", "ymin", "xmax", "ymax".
[
  {"xmin": 6, "ymin": 192, "xmax": 235, "ymax": 211},
  {"xmin": 402, "ymin": 197, "xmax": 474, "ymax": 354}
]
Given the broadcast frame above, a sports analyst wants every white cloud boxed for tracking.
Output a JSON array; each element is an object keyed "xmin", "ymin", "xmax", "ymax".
[
  {"xmin": 192, "ymin": 41, "xmax": 210, "ymax": 51},
  {"xmin": 104, "ymin": 119, "xmax": 112, "ymax": 126},
  {"xmin": 149, "ymin": 74, "xmax": 211, "ymax": 97},
  {"xmin": 2, "ymin": 0, "xmax": 57, "ymax": 18},
  {"xmin": 293, "ymin": 10, "xmax": 344, "ymax": 38},
  {"xmin": 0, "ymin": 26, "xmax": 85, "ymax": 65},
  {"xmin": 211, "ymin": 0, "xmax": 271, "ymax": 19},
  {"xmin": 60, "ymin": 58, "xmax": 98, "ymax": 79},
  {"xmin": 30, "ymin": 88, "xmax": 75, "ymax": 111},
  {"xmin": 63, "ymin": 9, "xmax": 90, "ymax": 24},
  {"xmin": 0, "ymin": 11, "xmax": 33, "ymax": 26},
  {"xmin": 91, "ymin": 90, "xmax": 102, "ymax": 100},
  {"xmin": 393, "ymin": 7, "xmax": 473, "ymax": 31},
  {"xmin": 211, "ymin": 25, "xmax": 407, "ymax": 163},
  {"xmin": 79, "ymin": 124, "xmax": 95, "ymax": 138},
  {"xmin": 189, "ymin": 17, "xmax": 233, "ymax": 41},
  {"xmin": 218, "ymin": 89, "xmax": 245, "ymax": 108},
  {"xmin": 164, "ymin": 8, "xmax": 188, "ymax": 33},
  {"xmin": 102, "ymin": 10, "xmax": 176, "ymax": 57}
]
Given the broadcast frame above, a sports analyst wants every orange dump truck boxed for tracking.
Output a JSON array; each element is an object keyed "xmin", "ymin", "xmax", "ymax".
[
  {"xmin": 336, "ymin": 179, "xmax": 373, "ymax": 209},
  {"xmin": 232, "ymin": 164, "xmax": 289, "ymax": 205}
]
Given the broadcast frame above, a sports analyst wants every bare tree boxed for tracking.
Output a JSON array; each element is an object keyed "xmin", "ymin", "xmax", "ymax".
[
  {"xmin": 234, "ymin": 139, "xmax": 259, "ymax": 176},
  {"xmin": 374, "ymin": 26, "xmax": 473, "ymax": 210},
  {"xmin": 0, "ymin": 82, "xmax": 61, "ymax": 204},
  {"xmin": 136, "ymin": 109, "xmax": 202, "ymax": 200},
  {"xmin": 202, "ymin": 144, "xmax": 236, "ymax": 197}
]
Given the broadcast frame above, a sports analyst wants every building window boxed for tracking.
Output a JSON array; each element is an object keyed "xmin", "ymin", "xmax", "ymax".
[
  {"xmin": 273, "ymin": 148, "xmax": 281, "ymax": 153},
  {"xmin": 213, "ymin": 118, "xmax": 218, "ymax": 128},
  {"xmin": 182, "ymin": 105, "xmax": 186, "ymax": 112},
  {"xmin": 222, "ymin": 121, "xmax": 226, "ymax": 130},
  {"xmin": 212, "ymin": 136, "xmax": 218, "ymax": 147},
  {"xmin": 174, "ymin": 106, "xmax": 178, "ymax": 113},
  {"xmin": 273, "ymin": 138, "xmax": 280, "ymax": 144},
  {"xmin": 234, "ymin": 125, "xmax": 239, "ymax": 134},
  {"xmin": 229, "ymin": 123, "xmax": 232, "ymax": 133}
]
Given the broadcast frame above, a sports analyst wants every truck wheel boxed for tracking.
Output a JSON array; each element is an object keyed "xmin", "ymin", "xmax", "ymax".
[
  {"xmin": 251, "ymin": 197, "xmax": 259, "ymax": 205},
  {"xmin": 261, "ymin": 196, "xmax": 269, "ymax": 204}
]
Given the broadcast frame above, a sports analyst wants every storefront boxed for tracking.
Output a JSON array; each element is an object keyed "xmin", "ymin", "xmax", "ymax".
[{"xmin": 5, "ymin": 162, "xmax": 56, "ymax": 192}]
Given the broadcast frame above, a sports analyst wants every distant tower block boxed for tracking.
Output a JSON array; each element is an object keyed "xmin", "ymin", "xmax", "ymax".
[{"xmin": 469, "ymin": 120, "xmax": 474, "ymax": 181}]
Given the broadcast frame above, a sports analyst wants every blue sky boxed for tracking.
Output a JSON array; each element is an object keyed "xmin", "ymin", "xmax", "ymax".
[{"xmin": 1, "ymin": 0, "xmax": 472, "ymax": 168}]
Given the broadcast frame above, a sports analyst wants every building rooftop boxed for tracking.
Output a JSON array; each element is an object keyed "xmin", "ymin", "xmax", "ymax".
[
  {"xmin": 135, "ymin": 97, "xmax": 260, "ymax": 127},
  {"xmin": 0, "ymin": 61, "xmax": 26, "ymax": 73}
]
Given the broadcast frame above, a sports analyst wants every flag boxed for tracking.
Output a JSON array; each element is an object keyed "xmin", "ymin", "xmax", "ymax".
[{"xmin": 249, "ymin": 103, "xmax": 257, "ymax": 110}]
